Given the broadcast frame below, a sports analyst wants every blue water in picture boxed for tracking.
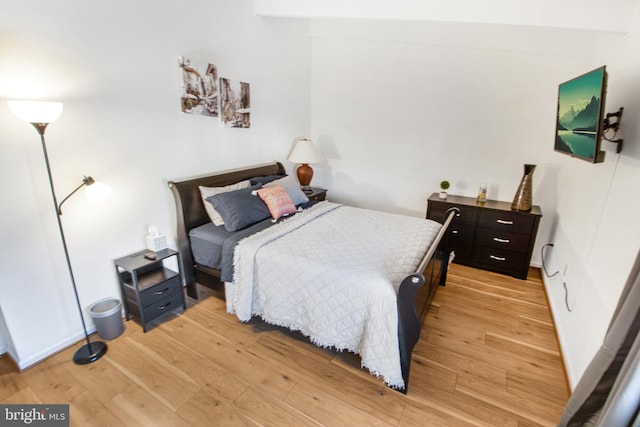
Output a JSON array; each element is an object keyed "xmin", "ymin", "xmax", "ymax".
[{"xmin": 557, "ymin": 130, "xmax": 595, "ymax": 158}]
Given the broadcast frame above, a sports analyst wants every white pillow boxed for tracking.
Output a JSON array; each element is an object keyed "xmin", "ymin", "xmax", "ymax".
[
  {"xmin": 265, "ymin": 175, "xmax": 309, "ymax": 206},
  {"xmin": 199, "ymin": 180, "xmax": 251, "ymax": 226}
]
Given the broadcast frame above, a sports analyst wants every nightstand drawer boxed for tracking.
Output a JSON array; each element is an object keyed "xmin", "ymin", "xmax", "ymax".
[
  {"xmin": 306, "ymin": 187, "xmax": 327, "ymax": 202},
  {"xmin": 476, "ymin": 228, "xmax": 530, "ymax": 253},
  {"xmin": 478, "ymin": 209, "xmax": 535, "ymax": 234},
  {"xmin": 140, "ymin": 275, "xmax": 181, "ymax": 307},
  {"xmin": 142, "ymin": 293, "xmax": 184, "ymax": 323},
  {"xmin": 125, "ymin": 296, "xmax": 141, "ymax": 319}
]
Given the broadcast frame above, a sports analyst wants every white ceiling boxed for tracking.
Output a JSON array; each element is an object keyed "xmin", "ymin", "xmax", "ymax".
[{"xmin": 253, "ymin": 0, "xmax": 637, "ymax": 33}]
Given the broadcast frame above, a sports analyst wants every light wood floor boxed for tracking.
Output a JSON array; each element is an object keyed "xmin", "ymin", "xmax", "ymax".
[{"xmin": 0, "ymin": 264, "xmax": 569, "ymax": 426}]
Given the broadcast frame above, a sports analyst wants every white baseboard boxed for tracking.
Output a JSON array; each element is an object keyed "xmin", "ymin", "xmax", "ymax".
[
  {"xmin": 540, "ymin": 272, "xmax": 575, "ymax": 390},
  {"xmin": 17, "ymin": 325, "xmax": 97, "ymax": 370}
]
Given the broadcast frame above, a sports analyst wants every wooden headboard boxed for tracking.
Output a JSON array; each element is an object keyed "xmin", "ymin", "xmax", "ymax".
[{"xmin": 168, "ymin": 161, "xmax": 286, "ymax": 298}]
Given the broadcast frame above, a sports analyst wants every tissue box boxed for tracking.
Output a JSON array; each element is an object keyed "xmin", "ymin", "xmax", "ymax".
[{"xmin": 146, "ymin": 234, "xmax": 167, "ymax": 252}]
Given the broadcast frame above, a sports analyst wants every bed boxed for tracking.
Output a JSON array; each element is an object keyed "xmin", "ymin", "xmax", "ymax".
[{"xmin": 168, "ymin": 162, "xmax": 458, "ymax": 392}]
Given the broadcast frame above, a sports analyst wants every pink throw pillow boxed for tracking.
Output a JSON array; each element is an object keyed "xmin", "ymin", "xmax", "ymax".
[{"xmin": 256, "ymin": 185, "xmax": 297, "ymax": 220}]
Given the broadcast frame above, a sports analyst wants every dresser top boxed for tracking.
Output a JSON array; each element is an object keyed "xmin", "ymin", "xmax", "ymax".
[{"xmin": 428, "ymin": 193, "xmax": 542, "ymax": 217}]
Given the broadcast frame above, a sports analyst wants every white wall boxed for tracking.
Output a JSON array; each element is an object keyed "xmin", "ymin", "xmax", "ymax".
[
  {"xmin": 0, "ymin": 308, "xmax": 12, "ymax": 356},
  {"xmin": 543, "ymin": 3, "xmax": 640, "ymax": 387},
  {"xmin": 255, "ymin": 0, "xmax": 636, "ymax": 33},
  {"xmin": 0, "ymin": 0, "xmax": 310, "ymax": 368},
  {"xmin": 308, "ymin": 16, "xmax": 640, "ymax": 387},
  {"xmin": 309, "ymin": 20, "xmax": 600, "ymax": 260}
]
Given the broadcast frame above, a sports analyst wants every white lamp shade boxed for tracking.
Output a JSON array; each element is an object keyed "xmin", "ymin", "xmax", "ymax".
[
  {"xmin": 85, "ymin": 181, "xmax": 111, "ymax": 202},
  {"xmin": 8, "ymin": 100, "xmax": 63, "ymax": 124},
  {"xmin": 288, "ymin": 138, "xmax": 322, "ymax": 164}
]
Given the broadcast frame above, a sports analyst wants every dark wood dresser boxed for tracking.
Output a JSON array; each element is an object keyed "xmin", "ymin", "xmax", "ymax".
[{"xmin": 426, "ymin": 193, "xmax": 542, "ymax": 280}]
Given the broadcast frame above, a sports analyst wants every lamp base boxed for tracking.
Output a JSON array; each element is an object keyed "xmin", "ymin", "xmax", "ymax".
[
  {"xmin": 296, "ymin": 163, "xmax": 314, "ymax": 187},
  {"xmin": 73, "ymin": 341, "xmax": 108, "ymax": 365}
]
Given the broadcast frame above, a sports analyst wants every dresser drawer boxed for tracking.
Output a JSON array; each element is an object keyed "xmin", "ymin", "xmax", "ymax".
[
  {"xmin": 478, "ymin": 209, "xmax": 535, "ymax": 234},
  {"xmin": 473, "ymin": 246, "xmax": 526, "ymax": 275},
  {"xmin": 476, "ymin": 228, "xmax": 531, "ymax": 253},
  {"xmin": 429, "ymin": 203, "xmax": 478, "ymax": 225},
  {"xmin": 140, "ymin": 275, "xmax": 181, "ymax": 307},
  {"xmin": 450, "ymin": 223, "xmax": 475, "ymax": 243},
  {"xmin": 450, "ymin": 242, "xmax": 473, "ymax": 264}
]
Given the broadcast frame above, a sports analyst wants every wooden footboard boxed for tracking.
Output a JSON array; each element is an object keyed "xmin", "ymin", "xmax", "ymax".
[{"xmin": 397, "ymin": 207, "xmax": 458, "ymax": 393}]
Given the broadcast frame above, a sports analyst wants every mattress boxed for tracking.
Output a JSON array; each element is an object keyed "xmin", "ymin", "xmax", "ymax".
[
  {"xmin": 189, "ymin": 199, "xmax": 320, "ymax": 273},
  {"xmin": 189, "ymin": 222, "xmax": 234, "ymax": 270},
  {"xmin": 227, "ymin": 201, "xmax": 442, "ymax": 389}
]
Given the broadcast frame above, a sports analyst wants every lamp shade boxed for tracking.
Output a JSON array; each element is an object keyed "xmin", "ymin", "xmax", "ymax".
[
  {"xmin": 85, "ymin": 180, "xmax": 111, "ymax": 202},
  {"xmin": 288, "ymin": 138, "xmax": 322, "ymax": 164},
  {"xmin": 8, "ymin": 100, "xmax": 63, "ymax": 124}
]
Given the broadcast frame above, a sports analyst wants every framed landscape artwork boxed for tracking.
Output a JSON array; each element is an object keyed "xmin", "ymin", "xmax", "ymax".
[
  {"xmin": 178, "ymin": 57, "xmax": 219, "ymax": 117},
  {"xmin": 220, "ymin": 77, "xmax": 250, "ymax": 128},
  {"xmin": 554, "ymin": 66, "xmax": 607, "ymax": 163}
]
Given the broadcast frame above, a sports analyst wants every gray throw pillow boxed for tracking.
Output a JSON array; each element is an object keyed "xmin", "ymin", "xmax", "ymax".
[
  {"xmin": 265, "ymin": 175, "xmax": 309, "ymax": 206},
  {"xmin": 207, "ymin": 185, "xmax": 270, "ymax": 232}
]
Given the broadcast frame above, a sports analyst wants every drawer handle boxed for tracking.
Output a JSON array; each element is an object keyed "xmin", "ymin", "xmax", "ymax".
[
  {"xmin": 496, "ymin": 219, "xmax": 514, "ymax": 225},
  {"xmin": 493, "ymin": 237, "xmax": 510, "ymax": 243},
  {"xmin": 157, "ymin": 301, "xmax": 172, "ymax": 310},
  {"xmin": 490, "ymin": 255, "xmax": 506, "ymax": 261},
  {"xmin": 154, "ymin": 287, "xmax": 170, "ymax": 295}
]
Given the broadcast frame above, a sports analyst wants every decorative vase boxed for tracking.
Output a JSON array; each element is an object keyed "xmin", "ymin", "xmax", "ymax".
[
  {"xmin": 511, "ymin": 164, "xmax": 536, "ymax": 211},
  {"xmin": 477, "ymin": 182, "xmax": 487, "ymax": 203}
]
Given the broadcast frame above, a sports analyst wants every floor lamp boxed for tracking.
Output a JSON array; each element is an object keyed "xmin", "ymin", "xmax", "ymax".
[{"xmin": 8, "ymin": 100, "xmax": 110, "ymax": 365}]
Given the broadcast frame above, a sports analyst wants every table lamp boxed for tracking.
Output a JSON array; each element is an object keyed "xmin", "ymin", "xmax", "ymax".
[{"xmin": 287, "ymin": 138, "xmax": 322, "ymax": 191}]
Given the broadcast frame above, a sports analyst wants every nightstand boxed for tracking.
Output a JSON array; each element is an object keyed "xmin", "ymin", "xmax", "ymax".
[
  {"xmin": 305, "ymin": 187, "xmax": 327, "ymax": 201},
  {"xmin": 114, "ymin": 249, "xmax": 186, "ymax": 332}
]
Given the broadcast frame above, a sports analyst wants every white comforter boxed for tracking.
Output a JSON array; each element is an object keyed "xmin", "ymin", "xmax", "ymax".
[{"xmin": 227, "ymin": 201, "xmax": 441, "ymax": 389}]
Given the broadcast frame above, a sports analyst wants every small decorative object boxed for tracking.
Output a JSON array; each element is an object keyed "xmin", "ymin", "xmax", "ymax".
[
  {"xmin": 439, "ymin": 180, "xmax": 450, "ymax": 199},
  {"xmin": 511, "ymin": 164, "xmax": 536, "ymax": 211},
  {"xmin": 220, "ymin": 77, "xmax": 251, "ymax": 128},
  {"xmin": 288, "ymin": 138, "xmax": 323, "ymax": 191},
  {"xmin": 477, "ymin": 182, "xmax": 487, "ymax": 203},
  {"xmin": 178, "ymin": 57, "xmax": 219, "ymax": 117},
  {"xmin": 146, "ymin": 224, "xmax": 167, "ymax": 252}
]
